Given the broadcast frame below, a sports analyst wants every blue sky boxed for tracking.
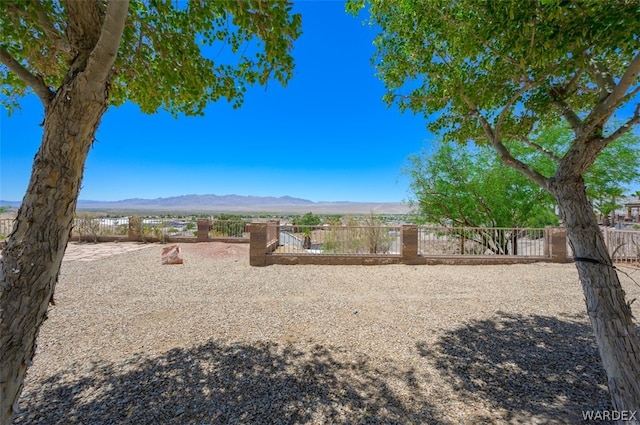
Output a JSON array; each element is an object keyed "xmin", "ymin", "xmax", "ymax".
[{"xmin": 0, "ymin": 1, "xmax": 434, "ymax": 203}]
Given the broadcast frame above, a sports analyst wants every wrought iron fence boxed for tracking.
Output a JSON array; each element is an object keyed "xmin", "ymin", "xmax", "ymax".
[
  {"xmin": 208, "ymin": 220, "xmax": 249, "ymax": 238},
  {"xmin": 604, "ymin": 229, "xmax": 640, "ymax": 267},
  {"xmin": 129, "ymin": 218, "xmax": 198, "ymax": 240},
  {"xmin": 73, "ymin": 216, "xmax": 129, "ymax": 241},
  {"xmin": 418, "ymin": 226, "xmax": 547, "ymax": 256},
  {"xmin": 274, "ymin": 225, "xmax": 402, "ymax": 255},
  {"xmin": 0, "ymin": 219, "xmax": 14, "ymax": 239},
  {"xmin": 66, "ymin": 216, "xmax": 249, "ymax": 240}
]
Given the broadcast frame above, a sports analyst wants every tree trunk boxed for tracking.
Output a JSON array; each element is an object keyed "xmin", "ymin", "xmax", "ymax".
[
  {"xmin": 0, "ymin": 74, "xmax": 110, "ymax": 424},
  {"xmin": 550, "ymin": 176, "xmax": 640, "ymax": 419}
]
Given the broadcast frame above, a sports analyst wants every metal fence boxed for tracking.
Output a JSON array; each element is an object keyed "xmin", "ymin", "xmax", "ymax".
[
  {"xmin": 0, "ymin": 216, "xmax": 251, "ymax": 242},
  {"xmin": 2, "ymin": 215, "xmax": 637, "ymax": 267},
  {"xmin": 209, "ymin": 220, "xmax": 249, "ymax": 239},
  {"xmin": 74, "ymin": 217, "xmax": 129, "ymax": 240},
  {"xmin": 0, "ymin": 219, "xmax": 14, "ymax": 239},
  {"xmin": 274, "ymin": 225, "xmax": 402, "ymax": 255},
  {"xmin": 126, "ymin": 217, "xmax": 199, "ymax": 241},
  {"xmin": 605, "ymin": 229, "xmax": 640, "ymax": 267},
  {"xmin": 69, "ymin": 217, "xmax": 249, "ymax": 241},
  {"xmin": 418, "ymin": 226, "xmax": 547, "ymax": 257}
]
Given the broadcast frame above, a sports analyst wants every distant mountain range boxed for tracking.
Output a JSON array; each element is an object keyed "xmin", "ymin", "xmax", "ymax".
[
  {"xmin": 1, "ymin": 194, "xmax": 411, "ymax": 214},
  {"xmin": 82, "ymin": 194, "xmax": 315, "ymax": 208}
]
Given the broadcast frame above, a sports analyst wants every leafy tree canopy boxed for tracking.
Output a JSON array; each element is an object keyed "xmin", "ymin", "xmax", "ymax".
[
  {"xmin": 347, "ymin": 0, "xmax": 639, "ymax": 187},
  {"xmin": 293, "ymin": 212, "xmax": 322, "ymax": 226},
  {"xmin": 407, "ymin": 124, "xmax": 639, "ymax": 228},
  {"xmin": 1, "ymin": 0, "xmax": 302, "ymax": 115},
  {"xmin": 406, "ymin": 141, "xmax": 558, "ymax": 228}
]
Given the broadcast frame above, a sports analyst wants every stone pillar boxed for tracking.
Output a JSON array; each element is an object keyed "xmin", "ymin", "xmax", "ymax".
[
  {"xmin": 267, "ymin": 220, "xmax": 280, "ymax": 252},
  {"xmin": 402, "ymin": 225, "xmax": 419, "ymax": 264},
  {"xmin": 545, "ymin": 226, "xmax": 568, "ymax": 262},
  {"xmin": 197, "ymin": 219, "xmax": 211, "ymax": 242},
  {"xmin": 250, "ymin": 223, "xmax": 268, "ymax": 266}
]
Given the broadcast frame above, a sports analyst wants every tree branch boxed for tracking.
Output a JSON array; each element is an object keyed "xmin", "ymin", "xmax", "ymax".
[
  {"xmin": 615, "ymin": 85, "xmax": 640, "ymax": 110},
  {"xmin": 603, "ymin": 102, "xmax": 640, "ymax": 145},
  {"xmin": 550, "ymin": 96, "xmax": 583, "ymax": 131},
  {"xmin": 37, "ymin": 15, "xmax": 70, "ymax": 54},
  {"xmin": 585, "ymin": 51, "xmax": 640, "ymax": 132},
  {"xmin": 460, "ymin": 94, "xmax": 496, "ymax": 139},
  {"xmin": 392, "ymin": 93, "xmax": 450, "ymax": 105},
  {"xmin": 0, "ymin": 46, "xmax": 53, "ymax": 106},
  {"xmin": 516, "ymin": 136, "xmax": 562, "ymax": 162},
  {"xmin": 460, "ymin": 94, "xmax": 550, "ymax": 191},
  {"xmin": 495, "ymin": 82, "xmax": 534, "ymax": 139},
  {"xmin": 84, "ymin": 0, "xmax": 130, "ymax": 86},
  {"xmin": 584, "ymin": 54, "xmax": 616, "ymax": 102},
  {"xmin": 564, "ymin": 68, "xmax": 586, "ymax": 95}
]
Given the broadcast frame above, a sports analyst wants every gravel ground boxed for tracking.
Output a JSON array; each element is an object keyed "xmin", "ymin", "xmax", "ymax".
[{"xmin": 13, "ymin": 242, "xmax": 640, "ymax": 424}]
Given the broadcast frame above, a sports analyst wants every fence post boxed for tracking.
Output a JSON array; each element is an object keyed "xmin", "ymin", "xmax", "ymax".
[
  {"xmin": 197, "ymin": 219, "xmax": 211, "ymax": 242},
  {"xmin": 250, "ymin": 222, "xmax": 268, "ymax": 266},
  {"xmin": 128, "ymin": 216, "xmax": 141, "ymax": 241},
  {"xmin": 268, "ymin": 220, "xmax": 280, "ymax": 249},
  {"xmin": 402, "ymin": 225, "xmax": 419, "ymax": 264},
  {"xmin": 545, "ymin": 226, "xmax": 568, "ymax": 262}
]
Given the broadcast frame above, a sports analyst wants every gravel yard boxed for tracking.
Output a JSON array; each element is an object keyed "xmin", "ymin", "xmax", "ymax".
[{"xmin": 14, "ymin": 242, "xmax": 640, "ymax": 424}]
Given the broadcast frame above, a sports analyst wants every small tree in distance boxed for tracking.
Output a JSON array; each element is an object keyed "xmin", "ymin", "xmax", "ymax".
[{"xmin": 293, "ymin": 212, "xmax": 322, "ymax": 227}]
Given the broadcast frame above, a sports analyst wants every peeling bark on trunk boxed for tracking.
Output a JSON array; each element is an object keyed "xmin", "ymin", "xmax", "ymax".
[
  {"xmin": 550, "ymin": 175, "xmax": 640, "ymax": 419},
  {"xmin": 0, "ymin": 63, "xmax": 110, "ymax": 425},
  {"xmin": 0, "ymin": 1, "xmax": 128, "ymax": 421}
]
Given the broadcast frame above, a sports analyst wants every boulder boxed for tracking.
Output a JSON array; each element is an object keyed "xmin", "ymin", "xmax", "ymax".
[{"xmin": 161, "ymin": 244, "xmax": 183, "ymax": 265}]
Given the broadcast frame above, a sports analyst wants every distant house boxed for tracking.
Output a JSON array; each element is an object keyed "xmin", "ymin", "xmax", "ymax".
[{"xmin": 624, "ymin": 199, "xmax": 640, "ymax": 223}]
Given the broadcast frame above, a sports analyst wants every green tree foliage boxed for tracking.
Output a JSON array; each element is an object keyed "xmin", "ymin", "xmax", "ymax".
[
  {"xmin": 1, "ymin": 0, "xmax": 302, "ymax": 114},
  {"xmin": 585, "ymin": 133, "xmax": 640, "ymax": 225},
  {"xmin": 293, "ymin": 212, "xmax": 322, "ymax": 227},
  {"xmin": 349, "ymin": 0, "xmax": 640, "ymax": 412},
  {"xmin": 406, "ymin": 140, "xmax": 558, "ymax": 254},
  {"xmin": 406, "ymin": 142, "xmax": 557, "ymax": 228},
  {"xmin": 527, "ymin": 124, "xmax": 640, "ymax": 224},
  {"xmin": 407, "ymin": 125, "xmax": 639, "ymax": 228}
]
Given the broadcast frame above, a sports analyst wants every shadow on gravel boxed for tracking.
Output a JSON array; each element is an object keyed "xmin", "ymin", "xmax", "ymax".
[
  {"xmin": 417, "ymin": 312, "xmax": 613, "ymax": 424},
  {"xmin": 15, "ymin": 340, "xmax": 442, "ymax": 425}
]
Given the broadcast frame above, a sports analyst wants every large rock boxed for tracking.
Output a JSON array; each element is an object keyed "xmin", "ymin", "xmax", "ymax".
[{"xmin": 161, "ymin": 244, "xmax": 183, "ymax": 265}]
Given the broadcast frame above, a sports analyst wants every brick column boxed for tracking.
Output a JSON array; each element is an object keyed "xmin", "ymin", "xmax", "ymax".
[
  {"xmin": 402, "ymin": 225, "xmax": 419, "ymax": 264},
  {"xmin": 545, "ymin": 226, "xmax": 568, "ymax": 262},
  {"xmin": 197, "ymin": 219, "xmax": 211, "ymax": 242},
  {"xmin": 250, "ymin": 223, "xmax": 268, "ymax": 266},
  {"xmin": 267, "ymin": 220, "xmax": 280, "ymax": 252}
]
